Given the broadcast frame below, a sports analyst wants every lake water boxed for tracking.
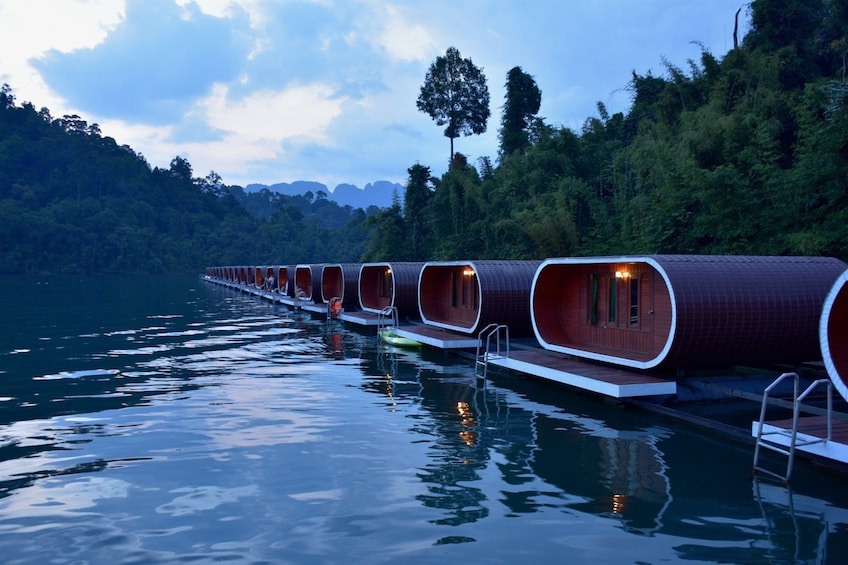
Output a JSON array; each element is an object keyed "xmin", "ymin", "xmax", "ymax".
[{"xmin": 2, "ymin": 275, "xmax": 848, "ymax": 564}]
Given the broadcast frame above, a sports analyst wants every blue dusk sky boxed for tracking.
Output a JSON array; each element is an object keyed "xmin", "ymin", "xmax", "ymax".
[{"xmin": 0, "ymin": 0, "xmax": 750, "ymax": 190}]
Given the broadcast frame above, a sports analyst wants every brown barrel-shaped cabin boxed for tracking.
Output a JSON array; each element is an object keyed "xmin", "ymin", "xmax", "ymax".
[
  {"xmin": 321, "ymin": 263, "xmax": 360, "ymax": 307},
  {"xmin": 821, "ymin": 269, "xmax": 848, "ymax": 402},
  {"xmin": 419, "ymin": 260, "xmax": 540, "ymax": 335},
  {"xmin": 531, "ymin": 255, "xmax": 848, "ymax": 370},
  {"xmin": 277, "ymin": 265, "xmax": 296, "ymax": 297},
  {"xmin": 254, "ymin": 266, "xmax": 267, "ymax": 289},
  {"xmin": 295, "ymin": 264, "xmax": 324, "ymax": 302},
  {"xmin": 359, "ymin": 262, "xmax": 423, "ymax": 317}
]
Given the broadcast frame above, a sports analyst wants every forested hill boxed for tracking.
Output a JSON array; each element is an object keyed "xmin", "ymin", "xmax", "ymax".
[
  {"xmin": 364, "ymin": 0, "xmax": 848, "ymax": 264},
  {"xmin": 0, "ymin": 87, "xmax": 374, "ymax": 274},
  {"xmin": 3, "ymin": 0, "xmax": 848, "ymax": 275}
]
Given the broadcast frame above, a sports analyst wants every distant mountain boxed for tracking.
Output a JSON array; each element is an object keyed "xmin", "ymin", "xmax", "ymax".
[{"xmin": 244, "ymin": 180, "xmax": 403, "ymax": 209}]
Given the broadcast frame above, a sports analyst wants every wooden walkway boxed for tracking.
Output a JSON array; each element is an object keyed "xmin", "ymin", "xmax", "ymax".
[
  {"xmin": 486, "ymin": 349, "xmax": 677, "ymax": 398},
  {"xmin": 753, "ymin": 416, "xmax": 848, "ymax": 467}
]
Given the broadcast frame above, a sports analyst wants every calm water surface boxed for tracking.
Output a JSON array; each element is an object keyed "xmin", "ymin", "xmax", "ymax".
[{"xmin": 2, "ymin": 275, "xmax": 848, "ymax": 564}]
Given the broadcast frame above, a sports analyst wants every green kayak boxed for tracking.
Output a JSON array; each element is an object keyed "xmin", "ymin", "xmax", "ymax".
[{"xmin": 379, "ymin": 329, "xmax": 421, "ymax": 348}]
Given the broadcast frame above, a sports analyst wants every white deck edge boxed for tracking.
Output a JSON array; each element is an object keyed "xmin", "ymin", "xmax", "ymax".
[
  {"xmin": 393, "ymin": 327, "xmax": 479, "ymax": 349},
  {"xmin": 752, "ymin": 422, "xmax": 848, "ymax": 465},
  {"xmin": 487, "ymin": 355, "xmax": 677, "ymax": 399}
]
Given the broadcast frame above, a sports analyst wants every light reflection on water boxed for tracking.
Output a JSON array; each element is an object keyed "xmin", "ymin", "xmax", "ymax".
[{"xmin": 0, "ymin": 275, "xmax": 847, "ymax": 563}]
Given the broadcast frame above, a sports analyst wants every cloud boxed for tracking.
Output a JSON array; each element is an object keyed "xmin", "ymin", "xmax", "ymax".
[
  {"xmin": 32, "ymin": 0, "xmax": 253, "ymax": 123},
  {"xmin": 0, "ymin": 0, "xmax": 751, "ymax": 190},
  {"xmin": 199, "ymin": 82, "xmax": 345, "ymax": 144},
  {"xmin": 0, "ymin": 0, "xmax": 125, "ymax": 109},
  {"xmin": 365, "ymin": 3, "xmax": 438, "ymax": 63}
]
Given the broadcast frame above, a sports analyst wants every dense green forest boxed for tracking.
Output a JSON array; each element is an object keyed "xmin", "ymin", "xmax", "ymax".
[
  {"xmin": 366, "ymin": 0, "xmax": 848, "ymax": 263},
  {"xmin": 0, "ymin": 83, "xmax": 374, "ymax": 274},
  {"xmin": 2, "ymin": 0, "xmax": 847, "ymax": 275}
]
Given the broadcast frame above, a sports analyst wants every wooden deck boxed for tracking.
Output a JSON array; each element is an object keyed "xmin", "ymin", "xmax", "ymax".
[
  {"xmin": 486, "ymin": 349, "xmax": 677, "ymax": 398},
  {"xmin": 753, "ymin": 416, "xmax": 848, "ymax": 467},
  {"xmin": 339, "ymin": 311, "xmax": 382, "ymax": 326},
  {"xmin": 393, "ymin": 325, "xmax": 480, "ymax": 349}
]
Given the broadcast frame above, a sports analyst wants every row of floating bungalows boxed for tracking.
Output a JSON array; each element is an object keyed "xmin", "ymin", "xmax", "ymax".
[{"xmin": 205, "ymin": 255, "xmax": 848, "ymax": 405}]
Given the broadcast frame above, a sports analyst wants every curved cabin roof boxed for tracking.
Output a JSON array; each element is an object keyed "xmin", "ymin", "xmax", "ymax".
[
  {"xmin": 321, "ymin": 263, "xmax": 360, "ymax": 306},
  {"xmin": 358, "ymin": 262, "xmax": 423, "ymax": 316},
  {"xmin": 419, "ymin": 260, "xmax": 540, "ymax": 335},
  {"xmin": 532, "ymin": 255, "xmax": 847, "ymax": 370},
  {"xmin": 821, "ymin": 270, "xmax": 848, "ymax": 402}
]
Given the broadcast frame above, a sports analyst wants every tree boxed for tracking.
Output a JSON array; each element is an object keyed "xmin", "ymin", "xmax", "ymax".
[
  {"xmin": 169, "ymin": 155, "xmax": 193, "ymax": 181},
  {"xmin": 0, "ymin": 83, "xmax": 14, "ymax": 109},
  {"xmin": 403, "ymin": 163, "xmax": 433, "ymax": 260},
  {"xmin": 417, "ymin": 46, "xmax": 490, "ymax": 164},
  {"xmin": 499, "ymin": 66, "xmax": 542, "ymax": 159}
]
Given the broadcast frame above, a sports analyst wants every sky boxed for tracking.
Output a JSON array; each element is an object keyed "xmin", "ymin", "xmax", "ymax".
[{"xmin": 0, "ymin": 0, "xmax": 750, "ymax": 191}]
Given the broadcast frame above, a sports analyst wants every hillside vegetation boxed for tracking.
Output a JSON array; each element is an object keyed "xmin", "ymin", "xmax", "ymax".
[
  {"xmin": 0, "ymin": 89, "xmax": 372, "ymax": 274},
  {"xmin": 1, "ymin": 0, "xmax": 846, "ymax": 274},
  {"xmin": 366, "ymin": 0, "xmax": 848, "ymax": 263}
]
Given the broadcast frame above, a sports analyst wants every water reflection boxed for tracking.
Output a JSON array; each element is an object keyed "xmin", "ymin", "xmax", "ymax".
[
  {"xmin": 358, "ymin": 346, "xmax": 848, "ymax": 561},
  {"xmin": 3, "ymin": 276, "xmax": 848, "ymax": 562}
]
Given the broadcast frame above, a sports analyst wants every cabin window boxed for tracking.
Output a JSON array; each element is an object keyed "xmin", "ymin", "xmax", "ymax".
[
  {"xmin": 379, "ymin": 269, "xmax": 392, "ymax": 298},
  {"xmin": 469, "ymin": 274, "xmax": 478, "ymax": 309},
  {"xmin": 629, "ymin": 277, "xmax": 639, "ymax": 327},
  {"xmin": 588, "ymin": 274, "xmax": 599, "ymax": 325},
  {"xmin": 608, "ymin": 277, "xmax": 617, "ymax": 323},
  {"xmin": 462, "ymin": 273, "xmax": 468, "ymax": 305},
  {"xmin": 451, "ymin": 272, "xmax": 458, "ymax": 307},
  {"xmin": 451, "ymin": 270, "xmax": 476, "ymax": 308}
]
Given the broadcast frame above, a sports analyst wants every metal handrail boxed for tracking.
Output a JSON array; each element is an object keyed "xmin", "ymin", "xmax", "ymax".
[
  {"xmin": 377, "ymin": 306, "xmax": 398, "ymax": 332},
  {"xmin": 753, "ymin": 373, "xmax": 833, "ymax": 483},
  {"xmin": 475, "ymin": 324, "xmax": 509, "ymax": 379}
]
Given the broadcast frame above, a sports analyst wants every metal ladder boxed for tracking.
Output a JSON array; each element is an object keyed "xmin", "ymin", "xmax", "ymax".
[
  {"xmin": 376, "ymin": 306, "xmax": 398, "ymax": 343},
  {"xmin": 753, "ymin": 372, "xmax": 833, "ymax": 483},
  {"xmin": 475, "ymin": 324, "xmax": 509, "ymax": 379}
]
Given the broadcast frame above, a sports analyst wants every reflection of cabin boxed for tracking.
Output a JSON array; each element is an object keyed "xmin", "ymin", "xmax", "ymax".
[
  {"xmin": 821, "ymin": 269, "xmax": 848, "ymax": 401},
  {"xmin": 532, "ymin": 255, "xmax": 847, "ymax": 370},
  {"xmin": 295, "ymin": 264, "xmax": 323, "ymax": 302},
  {"xmin": 321, "ymin": 263, "xmax": 360, "ymax": 307},
  {"xmin": 419, "ymin": 260, "xmax": 540, "ymax": 335},
  {"xmin": 358, "ymin": 262, "xmax": 423, "ymax": 317}
]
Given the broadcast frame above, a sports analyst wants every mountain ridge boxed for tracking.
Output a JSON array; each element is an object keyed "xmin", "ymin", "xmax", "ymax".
[{"xmin": 244, "ymin": 180, "xmax": 403, "ymax": 209}]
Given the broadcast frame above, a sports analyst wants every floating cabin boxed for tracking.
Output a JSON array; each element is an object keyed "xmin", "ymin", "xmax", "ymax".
[
  {"xmin": 821, "ymin": 269, "xmax": 848, "ymax": 402},
  {"xmin": 531, "ymin": 255, "xmax": 848, "ymax": 371},
  {"xmin": 418, "ymin": 260, "xmax": 541, "ymax": 335},
  {"xmin": 294, "ymin": 264, "xmax": 324, "ymax": 302},
  {"xmin": 241, "ymin": 266, "xmax": 254, "ymax": 286},
  {"xmin": 276, "ymin": 265, "xmax": 296, "ymax": 297},
  {"xmin": 321, "ymin": 263, "xmax": 360, "ymax": 308},
  {"xmin": 254, "ymin": 266, "xmax": 268, "ymax": 289},
  {"xmin": 358, "ymin": 262, "xmax": 424, "ymax": 318}
]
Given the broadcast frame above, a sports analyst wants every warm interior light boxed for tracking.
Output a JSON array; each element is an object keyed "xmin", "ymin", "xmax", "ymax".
[
  {"xmin": 615, "ymin": 271, "xmax": 629, "ymax": 279},
  {"xmin": 612, "ymin": 493, "xmax": 628, "ymax": 514},
  {"xmin": 462, "ymin": 268, "xmax": 475, "ymax": 277}
]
